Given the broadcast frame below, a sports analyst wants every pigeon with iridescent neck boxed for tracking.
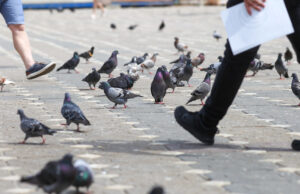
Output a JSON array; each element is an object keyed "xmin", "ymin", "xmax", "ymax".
[
  {"xmin": 73, "ymin": 159, "xmax": 94, "ymax": 193},
  {"xmin": 186, "ymin": 73, "xmax": 211, "ymax": 105},
  {"xmin": 98, "ymin": 50, "xmax": 119, "ymax": 78},
  {"xmin": 151, "ymin": 67, "xmax": 167, "ymax": 104},
  {"xmin": 57, "ymin": 52, "xmax": 80, "ymax": 73}
]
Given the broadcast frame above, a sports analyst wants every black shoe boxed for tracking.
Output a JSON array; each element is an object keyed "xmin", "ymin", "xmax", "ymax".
[
  {"xmin": 291, "ymin": 140, "xmax": 300, "ymax": 151},
  {"xmin": 174, "ymin": 106, "xmax": 217, "ymax": 145},
  {"xmin": 26, "ymin": 62, "xmax": 56, "ymax": 80}
]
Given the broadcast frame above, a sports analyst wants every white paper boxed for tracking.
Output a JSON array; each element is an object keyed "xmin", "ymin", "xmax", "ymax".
[{"xmin": 221, "ymin": 0, "xmax": 294, "ymax": 55}]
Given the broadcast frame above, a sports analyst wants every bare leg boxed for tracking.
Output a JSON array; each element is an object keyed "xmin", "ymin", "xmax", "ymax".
[{"xmin": 8, "ymin": 25, "xmax": 35, "ymax": 70}]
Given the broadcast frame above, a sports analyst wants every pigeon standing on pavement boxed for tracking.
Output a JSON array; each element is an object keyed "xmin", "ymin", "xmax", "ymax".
[
  {"xmin": 174, "ymin": 37, "xmax": 188, "ymax": 53},
  {"xmin": 136, "ymin": 53, "xmax": 149, "ymax": 65},
  {"xmin": 148, "ymin": 186, "xmax": 165, "ymax": 194},
  {"xmin": 98, "ymin": 50, "xmax": 119, "ymax": 78},
  {"xmin": 79, "ymin": 46, "xmax": 94, "ymax": 63},
  {"xmin": 141, "ymin": 53, "xmax": 159, "ymax": 74},
  {"xmin": 17, "ymin": 109, "xmax": 56, "ymax": 144},
  {"xmin": 110, "ymin": 23, "xmax": 117, "ymax": 30},
  {"xmin": 105, "ymin": 73, "xmax": 137, "ymax": 90},
  {"xmin": 151, "ymin": 67, "xmax": 167, "ymax": 104},
  {"xmin": 284, "ymin": 47, "xmax": 293, "ymax": 64},
  {"xmin": 73, "ymin": 159, "xmax": 94, "ymax": 193},
  {"xmin": 0, "ymin": 77, "xmax": 15, "ymax": 92},
  {"xmin": 191, "ymin": 53, "xmax": 205, "ymax": 69},
  {"xmin": 61, "ymin": 93, "xmax": 91, "ymax": 132},
  {"xmin": 128, "ymin": 24, "xmax": 138, "ymax": 30},
  {"xmin": 161, "ymin": 65, "xmax": 175, "ymax": 93},
  {"xmin": 213, "ymin": 30, "xmax": 222, "ymax": 41},
  {"xmin": 170, "ymin": 51, "xmax": 191, "ymax": 64},
  {"xmin": 20, "ymin": 154, "xmax": 76, "ymax": 194},
  {"xmin": 159, "ymin": 20, "xmax": 165, "ymax": 31},
  {"xmin": 99, "ymin": 82, "xmax": 142, "ymax": 109},
  {"xmin": 291, "ymin": 73, "xmax": 300, "ymax": 106},
  {"xmin": 172, "ymin": 59, "xmax": 194, "ymax": 87},
  {"xmin": 247, "ymin": 58, "xmax": 274, "ymax": 77},
  {"xmin": 186, "ymin": 72, "xmax": 211, "ymax": 105},
  {"xmin": 57, "ymin": 52, "xmax": 80, "ymax": 73},
  {"xmin": 275, "ymin": 53, "xmax": 289, "ymax": 79},
  {"xmin": 82, "ymin": 68, "xmax": 101, "ymax": 90}
]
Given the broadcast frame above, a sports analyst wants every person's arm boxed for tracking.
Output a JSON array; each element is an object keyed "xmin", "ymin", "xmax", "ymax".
[{"xmin": 244, "ymin": 0, "xmax": 266, "ymax": 15}]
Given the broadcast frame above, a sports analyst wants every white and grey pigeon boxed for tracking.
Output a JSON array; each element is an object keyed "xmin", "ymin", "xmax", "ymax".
[
  {"xmin": 61, "ymin": 93, "xmax": 91, "ymax": 132},
  {"xmin": 213, "ymin": 30, "xmax": 222, "ymax": 41},
  {"xmin": 17, "ymin": 109, "xmax": 56, "ymax": 144},
  {"xmin": 186, "ymin": 73, "xmax": 211, "ymax": 105},
  {"xmin": 201, "ymin": 56, "xmax": 223, "ymax": 74},
  {"xmin": 275, "ymin": 53, "xmax": 289, "ymax": 79},
  {"xmin": 174, "ymin": 37, "xmax": 188, "ymax": 53},
  {"xmin": 141, "ymin": 53, "xmax": 159, "ymax": 74},
  {"xmin": 291, "ymin": 73, "xmax": 300, "ymax": 106},
  {"xmin": 73, "ymin": 159, "xmax": 94, "ymax": 193},
  {"xmin": 99, "ymin": 81, "xmax": 142, "ymax": 109},
  {"xmin": 247, "ymin": 58, "xmax": 274, "ymax": 77},
  {"xmin": 0, "ymin": 77, "xmax": 15, "ymax": 92}
]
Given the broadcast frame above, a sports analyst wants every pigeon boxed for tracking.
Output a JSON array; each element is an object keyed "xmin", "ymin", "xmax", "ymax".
[
  {"xmin": 161, "ymin": 65, "xmax": 175, "ymax": 93},
  {"xmin": 61, "ymin": 93, "xmax": 91, "ymax": 132},
  {"xmin": 105, "ymin": 73, "xmax": 137, "ymax": 90},
  {"xmin": 159, "ymin": 20, "xmax": 165, "ymax": 31},
  {"xmin": 171, "ymin": 59, "xmax": 194, "ymax": 87},
  {"xmin": 201, "ymin": 56, "xmax": 223, "ymax": 74},
  {"xmin": 79, "ymin": 46, "xmax": 94, "ymax": 63},
  {"xmin": 151, "ymin": 67, "xmax": 167, "ymax": 104},
  {"xmin": 126, "ymin": 63, "xmax": 143, "ymax": 74},
  {"xmin": 110, "ymin": 23, "xmax": 117, "ymax": 30},
  {"xmin": 124, "ymin": 56, "xmax": 137, "ymax": 66},
  {"xmin": 141, "ymin": 53, "xmax": 159, "ymax": 74},
  {"xmin": 98, "ymin": 50, "xmax": 119, "ymax": 78},
  {"xmin": 213, "ymin": 30, "xmax": 222, "ymax": 41},
  {"xmin": 191, "ymin": 53, "xmax": 205, "ymax": 69},
  {"xmin": 186, "ymin": 73, "xmax": 211, "ymax": 105},
  {"xmin": 284, "ymin": 47, "xmax": 293, "ymax": 64},
  {"xmin": 136, "ymin": 53, "xmax": 149, "ymax": 64},
  {"xmin": 99, "ymin": 82, "xmax": 142, "ymax": 109},
  {"xmin": 174, "ymin": 37, "xmax": 188, "ymax": 53},
  {"xmin": 148, "ymin": 186, "xmax": 165, "ymax": 194},
  {"xmin": 247, "ymin": 58, "xmax": 274, "ymax": 77},
  {"xmin": 170, "ymin": 51, "xmax": 191, "ymax": 64},
  {"xmin": 275, "ymin": 53, "xmax": 289, "ymax": 79},
  {"xmin": 17, "ymin": 109, "xmax": 56, "ymax": 144},
  {"xmin": 57, "ymin": 52, "xmax": 80, "ymax": 73},
  {"xmin": 0, "ymin": 77, "xmax": 15, "ymax": 92},
  {"xmin": 73, "ymin": 160, "xmax": 94, "ymax": 193},
  {"xmin": 20, "ymin": 154, "xmax": 76, "ymax": 194},
  {"xmin": 128, "ymin": 24, "xmax": 138, "ymax": 30},
  {"xmin": 291, "ymin": 73, "xmax": 300, "ymax": 106},
  {"xmin": 82, "ymin": 68, "xmax": 101, "ymax": 90}
]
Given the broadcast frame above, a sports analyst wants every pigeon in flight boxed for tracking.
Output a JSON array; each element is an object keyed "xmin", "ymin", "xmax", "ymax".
[
  {"xmin": 275, "ymin": 53, "xmax": 289, "ymax": 79},
  {"xmin": 284, "ymin": 47, "xmax": 293, "ymax": 65},
  {"xmin": 174, "ymin": 37, "xmax": 188, "ymax": 53},
  {"xmin": 99, "ymin": 82, "xmax": 142, "ymax": 109},
  {"xmin": 151, "ymin": 67, "xmax": 167, "ymax": 104},
  {"xmin": 82, "ymin": 68, "xmax": 101, "ymax": 90},
  {"xmin": 128, "ymin": 24, "xmax": 138, "ymax": 30},
  {"xmin": 17, "ymin": 109, "xmax": 56, "ymax": 144},
  {"xmin": 57, "ymin": 52, "xmax": 80, "ymax": 73},
  {"xmin": 20, "ymin": 154, "xmax": 76, "ymax": 194},
  {"xmin": 159, "ymin": 20, "xmax": 165, "ymax": 31},
  {"xmin": 61, "ymin": 93, "xmax": 91, "ymax": 132},
  {"xmin": 0, "ymin": 77, "xmax": 15, "ymax": 92},
  {"xmin": 98, "ymin": 50, "xmax": 119, "ymax": 78},
  {"xmin": 213, "ymin": 30, "xmax": 222, "ymax": 41},
  {"xmin": 291, "ymin": 73, "xmax": 300, "ymax": 106},
  {"xmin": 73, "ymin": 159, "xmax": 94, "ymax": 193},
  {"xmin": 141, "ymin": 53, "xmax": 159, "ymax": 74},
  {"xmin": 110, "ymin": 23, "xmax": 117, "ymax": 30},
  {"xmin": 79, "ymin": 46, "xmax": 94, "ymax": 63},
  {"xmin": 186, "ymin": 73, "xmax": 211, "ymax": 105}
]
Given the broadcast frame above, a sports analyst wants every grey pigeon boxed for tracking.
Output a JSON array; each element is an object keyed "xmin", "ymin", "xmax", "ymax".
[
  {"xmin": 171, "ymin": 59, "xmax": 194, "ymax": 87},
  {"xmin": 291, "ymin": 73, "xmax": 300, "ymax": 106},
  {"xmin": 79, "ymin": 46, "xmax": 94, "ymax": 63},
  {"xmin": 161, "ymin": 65, "xmax": 175, "ymax": 93},
  {"xmin": 174, "ymin": 37, "xmax": 188, "ymax": 53},
  {"xmin": 20, "ymin": 154, "xmax": 76, "ymax": 194},
  {"xmin": 82, "ymin": 68, "xmax": 101, "ymax": 90},
  {"xmin": 170, "ymin": 51, "xmax": 191, "ymax": 64},
  {"xmin": 284, "ymin": 47, "xmax": 293, "ymax": 64},
  {"xmin": 104, "ymin": 73, "xmax": 136, "ymax": 90},
  {"xmin": 201, "ymin": 56, "xmax": 223, "ymax": 74},
  {"xmin": 99, "ymin": 82, "xmax": 142, "ymax": 109},
  {"xmin": 98, "ymin": 50, "xmax": 119, "ymax": 78},
  {"xmin": 17, "ymin": 109, "xmax": 56, "ymax": 144},
  {"xmin": 151, "ymin": 67, "xmax": 167, "ymax": 104},
  {"xmin": 213, "ymin": 30, "xmax": 222, "ymax": 41},
  {"xmin": 136, "ymin": 53, "xmax": 149, "ymax": 64},
  {"xmin": 148, "ymin": 186, "xmax": 165, "ymax": 194},
  {"xmin": 61, "ymin": 93, "xmax": 91, "ymax": 132},
  {"xmin": 247, "ymin": 58, "xmax": 274, "ymax": 77},
  {"xmin": 57, "ymin": 52, "xmax": 80, "ymax": 73},
  {"xmin": 141, "ymin": 53, "xmax": 158, "ymax": 74},
  {"xmin": 124, "ymin": 56, "xmax": 137, "ymax": 66},
  {"xmin": 275, "ymin": 53, "xmax": 289, "ymax": 79},
  {"xmin": 191, "ymin": 53, "xmax": 205, "ymax": 69},
  {"xmin": 186, "ymin": 73, "xmax": 211, "ymax": 105},
  {"xmin": 159, "ymin": 20, "xmax": 165, "ymax": 31},
  {"xmin": 73, "ymin": 159, "xmax": 94, "ymax": 193}
]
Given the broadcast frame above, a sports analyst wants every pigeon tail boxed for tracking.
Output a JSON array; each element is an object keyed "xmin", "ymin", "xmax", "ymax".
[
  {"xmin": 57, "ymin": 66, "xmax": 63, "ymax": 72},
  {"xmin": 186, "ymin": 96, "xmax": 196, "ymax": 105},
  {"xmin": 20, "ymin": 175, "xmax": 39, "ymax": 185},
  {"xmin": 284, "ymin": 72, "xmax": 289, "ymax": 78},
  {"xmin": 47, "ymin": 129, "xmax": 57, "ymax": 135}
]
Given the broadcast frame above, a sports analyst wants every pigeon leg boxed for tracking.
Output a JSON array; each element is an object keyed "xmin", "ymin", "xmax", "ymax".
[
  {"xmin": 109, "ymin": 74, "xmax": 114, "ymax": 78},
  {"xmin": 76, "ymin": 124, "xmax": 81, "ymax": 132},
  {"xmin": 201, "ymin": 100, "xmax": 205, "ymax": 105},
  {"xmin": 111, "ymin": 104, "xmax": 117, "ymax": 109},
  {"xmin": 172, "ymin": 89, "xmax": 175, "ymax": 93},
  {"xmin": 187, "ymin": 82, "xmax": 192, "ymax": 87},
  {"xmin": 19, "ymin": 136, "xmax": 28, "ymax": 144},
  {"xmin": 41, "ymin": 136, "xmax": 46, "ymax": 144},
  {"xmin": 298, "ymin": 103, "xmax": 300, "ymax": 106},
  {"xmin": 74, "ymin": 69, "xmax": 80, "ymax": 74},
  {"xmin": 123, "ymin": 104, "xmax": 127, "ymax": 109}
]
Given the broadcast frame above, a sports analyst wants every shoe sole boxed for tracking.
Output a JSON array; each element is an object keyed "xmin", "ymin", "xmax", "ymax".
[
  {"xmin": 27, "ymin": 62, "xmax": 56, "ymax": 80},
  {"xmin": 174, "ymin": 106, "xmax": 214, "ymax": 145}
]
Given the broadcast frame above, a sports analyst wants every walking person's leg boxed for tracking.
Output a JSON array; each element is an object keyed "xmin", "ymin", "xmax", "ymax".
[{"xmin": 0, "ymin": 0, "xmax": 55, "ymax": 79}]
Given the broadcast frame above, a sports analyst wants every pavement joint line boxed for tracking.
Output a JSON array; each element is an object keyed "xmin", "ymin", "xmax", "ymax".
[
  {"xmin": 217, "ymin": 133, "xmax": 234, "ymax": 138},
  {"xmin": 131, "ymin": 127, "xmax": 150, "ymax": 131},
  {"xmin": 70, "ymin": 144, "xmax": 94, "ymax": 149},
  {"xmin": 242, "ymin": 150, "xmax": 267, "ymax": 154},
  {"xmin": 287, "ymin": 132, "xmax": 300, "ymax": 136},
  {"xmin": 259, "ymin": 159, "xmax": 283, "ymax": 164},
  {"xmin": 267, "ymin": 99, "xmax": 284, "ymax": 102},
  {"xmin": 95, "ymin": 173, "xmax": 119, "ymax": 179},
  {"xmin": 228, "ymin": 140, "xmax": 249, "ymax": 145},
  {"xmin": 269, "ymin": 124, "xmax": 291, "ymax": 128},
  {"xmin": 5, "ymin": 188, "xmax": 34, "ymax": 194},
  {"xmin": 0, "ymin": 166, "xmax": 20, "ymax": 171},
  {"xmin": 278, "ymin": 167, "xmax": 300, "ymax": 173},
  {"xmin": 255, "ymin": 96, "xmax": 270, "ymax": 100},
  {"xmin": 138, "ymin": 135, "xmax": 159, "ymax": 139},
  {"xmin": 77, "ymin": 153, "xmax": 101, "ymax": 159},
  {"xmin": 90, "ymin": 164, "xmax": 110, "ymax": 169},
  {"xmin": 202, "ymin": 180, "xmax": 231, "ymax": 187},
  {"xmin": 175, "ymin": 161, "xmax": 197, "ymax": 165},
  {"xmin": 184, "ymin": 169, "xmax": 212, "ymax": 175},
  {"xmin": 0, "ymin": 175, "xmax": 20, "ymax": 181},
  {"xmin": 240, "ymin": 92, "xmax": 257, "ymax": 96},
  {"xmin": 105, "ymin": 184, "xmax": 134, "ymax": 191}
]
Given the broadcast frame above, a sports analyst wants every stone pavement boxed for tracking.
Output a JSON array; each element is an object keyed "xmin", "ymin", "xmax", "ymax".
[{"xmin": 0, "ymin": 6, "xmax": 300, "ymax": 194}]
